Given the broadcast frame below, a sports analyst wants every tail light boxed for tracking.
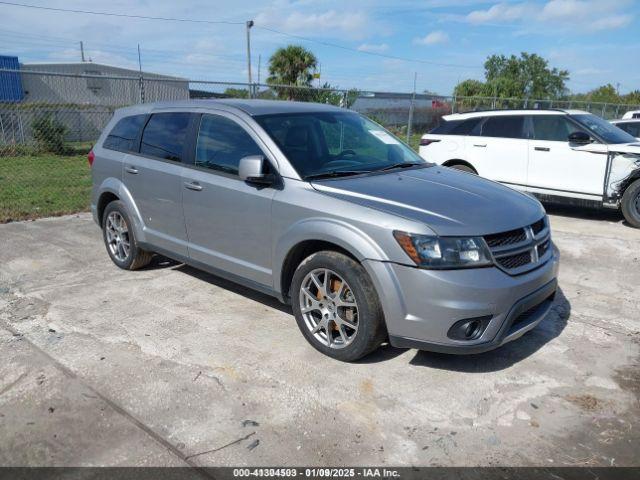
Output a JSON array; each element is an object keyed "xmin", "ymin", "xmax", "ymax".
[
  {"xmin": 88, "ymin": 150, "xmax": 95, "ymax": 167},
  {"xmin": 420, "ymin": 138, "xmax": 441, "ymax": 146}
]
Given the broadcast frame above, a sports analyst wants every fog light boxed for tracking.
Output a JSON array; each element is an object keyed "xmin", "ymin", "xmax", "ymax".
[{"xmin": 447, "ymin": 315, "xmax": 492, "ymax": 341}]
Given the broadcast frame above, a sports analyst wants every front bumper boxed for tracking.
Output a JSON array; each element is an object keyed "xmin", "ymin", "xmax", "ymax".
[{"xmin": 363, "ymin": 247, "xmax": 560, "ymax": 354}]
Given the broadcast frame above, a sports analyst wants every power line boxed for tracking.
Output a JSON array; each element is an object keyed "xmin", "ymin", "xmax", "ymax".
[
  {"xmin": 255, "ymin": 26, "xmax": 482, "ymax": 70},
  {"xmin": 0, "ymin": 0, "xmax": 483, "ymax": 70},
  {"xmin": 0, "ymin": 1, "xmax": 244, "ymax": 25}
]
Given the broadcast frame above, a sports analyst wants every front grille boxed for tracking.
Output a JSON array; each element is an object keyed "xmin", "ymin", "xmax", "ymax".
[
  {"xmin": 484, "ymin": 216, "xmax": 550, "ymax": 275},
  {"xmin": 484, "ymin": 227, "xmax": 527, "ymax": 248},
  {"xmin": 537, "ymin": 239, "xmax": 550, "ymax": 258},
  {"xmin": 531, "ymin": 218, "xmax": 546, "ymax": 235},
  {"xmin": 497, "ymin": 251, "xmax": 532, "ymax": 270}
]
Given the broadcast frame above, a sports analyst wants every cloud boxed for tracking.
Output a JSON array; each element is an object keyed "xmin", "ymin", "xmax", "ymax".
[
  {"xmin": 255, "ymin": 8, "xmax": 370, "ymax": 39},
  {"xmin": 357, "ymin": 43, "xmax": 389, "ymax": 53},
  {"xmin": 466, "ymin": 3, "xmax": 532, "ymax": 24},
  {"xmin": 466, "ymin": 0, "xmax": 633, "ymax": 32},
  {"xmin": 413, "ymin": 31, "xmax": 449, "ymax": 45}
]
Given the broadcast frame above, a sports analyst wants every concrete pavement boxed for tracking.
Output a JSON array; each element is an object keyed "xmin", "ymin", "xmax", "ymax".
[{"xmin": 0, "ymin": 207, "xmax": 638, "ymax": 466}]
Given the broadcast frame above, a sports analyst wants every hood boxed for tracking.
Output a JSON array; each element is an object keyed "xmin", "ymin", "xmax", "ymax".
[
  {"xmin": 311, "ymin": 166, "xmax": 545, "ymax": 236},
  {"xmin": 609, "ymin": 142, "xmax": 640, "ymax": 154}
]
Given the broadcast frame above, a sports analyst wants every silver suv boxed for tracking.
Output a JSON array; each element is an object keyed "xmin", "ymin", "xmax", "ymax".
[{"xmin": 90, "ymin": 100, "xmax": 559, "ymax": 361}]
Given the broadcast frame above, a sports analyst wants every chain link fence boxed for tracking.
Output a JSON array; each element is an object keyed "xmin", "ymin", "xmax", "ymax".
[{"xmin": 1, "ymin": 68, "xmax": 639, "ymax": 222}]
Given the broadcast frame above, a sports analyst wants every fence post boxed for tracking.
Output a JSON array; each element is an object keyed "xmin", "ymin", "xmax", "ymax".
[
  {"xmin": 77, "ymin": 111, "xmax": 82, "ymax": 142},
  {"xmin": 614, "ymin": 105, "xmax": 620, "ymax": 118},
  {"xmin": 451, "ymin": 94, "xmax": 456, "ymax": 114},
  {"xmin": 406, "ymin": 72, "xmax": 417, "ymax": 144},
  {"xmin": 601, "ymin": 103, "xmax": 607, "ymax": 117},
  {"xmin": 18, "ymin": 111, "xmax": 25, "ymax": 144}
]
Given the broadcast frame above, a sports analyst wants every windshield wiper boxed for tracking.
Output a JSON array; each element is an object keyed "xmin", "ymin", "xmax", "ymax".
[
  {"xmin": 378, "ymin": 162, "xmax": 425, "ymax": 172},
  {"xmin": 304, "ymin": 170, "xmax": 371, "ymax": 180}
]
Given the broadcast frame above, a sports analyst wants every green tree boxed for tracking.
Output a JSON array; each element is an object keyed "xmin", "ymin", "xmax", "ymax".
[
  {"xmin": 454, "ymin": 52, "xmax": 569, "ymax": 100},
  {"xmin": 453, "ymin": 79, "xmax": 487, "ymax": 98},
  {"xmin": 623, "ymin": 90, "xmax": 640, "ymax": 105},
  {"xmin": 267, "ymin": 45, "xmax": 318, "ymax": 100},
  {"xmin": 223, "ymin": 87, "xmax": 249, "ymax": 99}
]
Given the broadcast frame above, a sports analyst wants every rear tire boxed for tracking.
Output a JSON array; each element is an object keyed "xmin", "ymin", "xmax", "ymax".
[
  {"xmin": 448, "ymin": 163, "xmax": 476, "ymax": 174},
  {"xmin": 621, "ymin": 179, "xmax": 640, "ymax": 228},
  {"xmin": 291, "ymin": 251, "xmax": 386, "ymax": 362},
  {"xmin": 102, "ymin": 201, "xmax": 153, "ymax": 270}
]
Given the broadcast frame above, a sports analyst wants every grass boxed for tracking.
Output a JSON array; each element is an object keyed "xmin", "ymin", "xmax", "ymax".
[{"xmin": 0, "ymin": 153, "xmax": 91, "ymax": 223}]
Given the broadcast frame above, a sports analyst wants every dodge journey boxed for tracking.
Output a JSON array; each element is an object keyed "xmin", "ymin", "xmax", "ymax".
[{"xmin": 90, "ymin": 100, "xmax": 559, "ymax": 361}]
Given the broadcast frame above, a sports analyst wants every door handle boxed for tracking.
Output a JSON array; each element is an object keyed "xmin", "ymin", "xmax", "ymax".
[
  {"xmin": 534, "ymin": 147, "xmax": 550, "ymax": 152},
  {"xmin": 125, "ymin": 166, "xmax": 139, "ymax": 174},
  {"xmin": 473, "ymin": 143, "xmax": 487, "ymax": 148},
  {"xmin": 184, "ymin": 181, "xmax": 203, "ymax": 191}
]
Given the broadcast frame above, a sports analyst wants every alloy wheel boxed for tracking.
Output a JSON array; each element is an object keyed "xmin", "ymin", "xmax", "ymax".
[
  {"xmin": 105, "ymin": 211, "xmax": 131, "ymax": 262},
  {"xmin": 299, "ymin": 268, "xmax": 359, "ymax": 349}
]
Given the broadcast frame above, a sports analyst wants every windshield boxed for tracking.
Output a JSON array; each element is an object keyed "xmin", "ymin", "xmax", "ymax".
[
  {"xmin": 572, "ymin": 114, "xmax": 637, "ymax": 144},
  {"xmin": 255, "ymin": 111, "xmax": 428, "ymax": 179}
]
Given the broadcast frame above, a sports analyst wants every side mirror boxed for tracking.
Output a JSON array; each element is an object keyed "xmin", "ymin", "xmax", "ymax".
[
  {"xmin": 568, "ymin": 131, "xmax": 591, "ymax": 144},
  {"xmin": 238, "ymin": 155, "xmax": 275, "ymax": 185}
]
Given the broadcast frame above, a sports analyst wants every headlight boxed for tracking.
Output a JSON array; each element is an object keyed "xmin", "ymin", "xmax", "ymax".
[{"xmin": 393, "ymin": 231, "xmax": 493, "ymax": 269}]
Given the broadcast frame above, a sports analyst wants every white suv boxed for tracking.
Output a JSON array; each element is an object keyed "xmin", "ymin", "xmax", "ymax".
[
  {"xmin": 611, "ymin": 118, "xmax": 640, "ymax": 139},
  {"xmin": 419, "ymin": 109, "xmax": 640, "ymax": 227}
]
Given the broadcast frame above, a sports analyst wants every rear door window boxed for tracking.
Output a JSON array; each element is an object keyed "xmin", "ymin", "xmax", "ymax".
[
  {"xmin": 480, "ymin": 116, "xmax": 526, "ymax": 139},
  {"xmin": 103, "ymin": 114, "xmax": 147, "ymax": 153},
  {"xmin": 140, "ymin": 112, "xmax": 191, "ymax": 162},
  {"xmin": 195, "ymin": 114, "xmax": 263, "ymax": 175}
]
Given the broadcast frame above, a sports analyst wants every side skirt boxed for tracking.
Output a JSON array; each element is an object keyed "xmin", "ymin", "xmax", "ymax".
[{"xmin": 138, "ymin": 242, "xmax": 285, "ymax": 303}]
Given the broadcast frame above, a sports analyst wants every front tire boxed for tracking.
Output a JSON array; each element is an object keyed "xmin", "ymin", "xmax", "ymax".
[
  {"xmin": 291, "ymin": 251, "xmax": 386, "ymax": 361},
  {"xmin": 621, "ymin": 179, "xmax": 640, "ymax": 228},
  {"xmin": 102, "ymin": 200, "xmax": 153, "ymax": 270}
]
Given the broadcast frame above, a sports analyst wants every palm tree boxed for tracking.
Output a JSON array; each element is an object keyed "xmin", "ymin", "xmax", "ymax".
[{"xmin": 267, "ymin": 45, "xmax": 318, "ymax": 100}]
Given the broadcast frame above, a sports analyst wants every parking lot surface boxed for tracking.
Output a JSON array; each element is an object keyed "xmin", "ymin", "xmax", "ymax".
[{"xmin": 1, "ymin": 207, "xmax": 639, "ymax": 467}]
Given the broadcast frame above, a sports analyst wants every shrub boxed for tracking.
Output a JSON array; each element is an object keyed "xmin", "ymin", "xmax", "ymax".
[{"xmin": 31, "ymin": 114, "xmax": 67, "ymax": 154}]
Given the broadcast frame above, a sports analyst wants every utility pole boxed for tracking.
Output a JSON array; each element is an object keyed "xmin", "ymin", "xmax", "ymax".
[
  {"xmin": 246, "ymin": 20, "xmax": 254, "ymax": 98},
  {"xmin": 137, "ymin": 44, "xmax": 145, "ymax": 104},
  {"xmin": 80, "ymin": 41, "xmax": 85, "ymax": 62},
  {"xmin": 257, "ymin": 54, "xmax": 261, "ymax": 87}
]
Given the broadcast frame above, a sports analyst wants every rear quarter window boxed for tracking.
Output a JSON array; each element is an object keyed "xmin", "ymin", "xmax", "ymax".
[
  {"xmin": 430, "ymin": 117, "xmax": 482, "ymax": 135},
  {"xmin": 102, "ymin": 114, "xmax": 147, "ymax": 153}
]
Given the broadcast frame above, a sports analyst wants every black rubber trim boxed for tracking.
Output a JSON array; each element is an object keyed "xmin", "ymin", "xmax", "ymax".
[
  {"xmin": 389, "ymin": 278, "xmax": 557, "ymax": 355},
  {"xmin": 500, "ymin": 181, "xmax": 601, "ymax": 197}
]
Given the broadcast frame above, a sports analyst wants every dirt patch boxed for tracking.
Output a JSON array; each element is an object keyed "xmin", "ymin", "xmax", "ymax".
[
  {"xmin": 564, "ymin": 394, "xmax": 602, "ymax": 412},
  {"xmin": 614, "ymin": 361, "xmax": 640, "ymax": 406}
]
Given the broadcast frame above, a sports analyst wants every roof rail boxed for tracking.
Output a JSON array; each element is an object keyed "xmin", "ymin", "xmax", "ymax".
[{"xmin": 452, "ymin": 107, "xmax": 569, "ymax": 114}]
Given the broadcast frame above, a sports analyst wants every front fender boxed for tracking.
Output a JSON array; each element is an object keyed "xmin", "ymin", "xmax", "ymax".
[
  {"xmin": 273, "ymin": 217, "xmax": 389, "ymax": 294},
  {"xmin": 95, "ymin": 177, "xmax": 146, "ymax": 243}
]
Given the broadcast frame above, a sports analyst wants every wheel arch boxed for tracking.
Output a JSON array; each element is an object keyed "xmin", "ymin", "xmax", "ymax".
[
  {"xmin": 619, "ymin": 170, "xmax": 640, "ymax": 198},
  {"xmin": 95, "ymin": 177, "xmax": 146, "ymax": 242},
  {"xmin": 442, "ymin": 159, "xmax": 478, "ymax": 173},
  {"xmin": 274, "ymin": 219, "xmax": 388, "ymax": 302},
  {"xmin": 97, "ymin": 191, "xmax": 120, "ymax": 226}
]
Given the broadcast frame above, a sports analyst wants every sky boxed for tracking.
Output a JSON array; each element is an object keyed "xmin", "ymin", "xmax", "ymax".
[{"xmin": 1, "ymin": 0, "xmax": 639, "ymax": 95}]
